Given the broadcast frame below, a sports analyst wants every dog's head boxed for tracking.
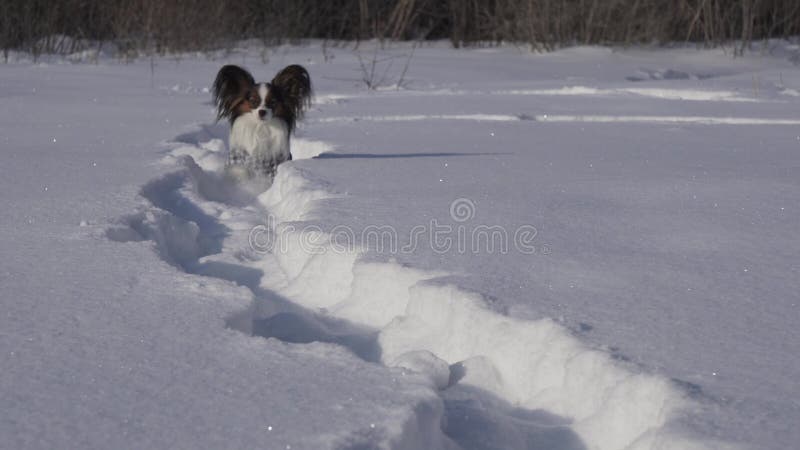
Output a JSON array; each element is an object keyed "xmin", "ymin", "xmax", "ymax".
[{"xmin": 212, "ymin": 64, "xmax": 312, "ymax": 132}]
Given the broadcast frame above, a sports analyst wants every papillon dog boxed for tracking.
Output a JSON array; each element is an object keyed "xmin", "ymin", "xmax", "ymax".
[{"xmin": 212, "ymin": 64, "xmax": 312, "ymax": 180}]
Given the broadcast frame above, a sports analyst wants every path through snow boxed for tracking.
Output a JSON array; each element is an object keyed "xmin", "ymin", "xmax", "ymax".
[{"xmin": 106, "ymin": 124, "xmax": 731, "ymax": 450}]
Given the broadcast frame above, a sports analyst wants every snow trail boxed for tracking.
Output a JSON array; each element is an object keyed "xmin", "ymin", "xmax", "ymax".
[
  {"xmin": 314, "ymin": 113, "xmax": 800, "ymax": 126},
  {"xmin": 106, "ymin": 138, "xmax": 459, "ymax": 449},
  {"xmin": 101, "ymin": 118, "xmax": 738, "ymax": 450},
  {"xmin": 317, "ymin": 86, "xmax": 764, "ymax": 103}
]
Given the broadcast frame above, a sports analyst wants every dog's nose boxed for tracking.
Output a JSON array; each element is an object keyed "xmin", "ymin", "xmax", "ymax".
[{"xmin": 258, "ymin": 109, "xmax": 267, "ymax": 118}]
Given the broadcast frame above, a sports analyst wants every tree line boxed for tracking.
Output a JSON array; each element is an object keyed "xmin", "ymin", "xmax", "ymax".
[{"xmin": 2, "ymin": 0, "xmax": 799, "ymax": 58}]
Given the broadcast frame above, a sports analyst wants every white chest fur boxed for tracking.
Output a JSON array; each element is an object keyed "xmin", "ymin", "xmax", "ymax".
[{"xmin": 228, "ymin": 114, "xmax": 290, "ymax": 177}]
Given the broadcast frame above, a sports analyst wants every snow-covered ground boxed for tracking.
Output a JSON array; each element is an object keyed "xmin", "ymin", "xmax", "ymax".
[{"xmin": 2, "ymin": 41, "xmax": 799, "ymax": 450}]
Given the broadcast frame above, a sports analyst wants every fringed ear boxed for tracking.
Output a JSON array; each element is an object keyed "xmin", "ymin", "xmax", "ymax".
[
  {"xmin": 212, "ymin": 65, "xmax": 255, "ymax": 123},
  {"xmin": 270, "ymin": 64, "xmax": 313, "ymax": 132}
]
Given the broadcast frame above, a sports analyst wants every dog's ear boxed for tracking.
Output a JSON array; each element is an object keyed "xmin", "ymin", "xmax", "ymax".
[
  {"xmin": 212, "ymin": 65, "xmax": 255, "ymax": 123},
  {"xmin": 270, "ymin": 64, "xmax": 312, "ymax": 132}
]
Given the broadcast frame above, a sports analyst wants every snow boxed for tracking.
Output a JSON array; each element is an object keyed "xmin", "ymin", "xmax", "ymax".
[{"xmin": 2, "ymin": 41, "xmax": 800, "ymax": 450}]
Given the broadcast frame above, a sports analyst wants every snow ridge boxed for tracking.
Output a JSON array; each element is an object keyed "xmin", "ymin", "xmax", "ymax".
[{"xmin": 261, "ymin": 164, "xmax": 725, "ymax": 450}]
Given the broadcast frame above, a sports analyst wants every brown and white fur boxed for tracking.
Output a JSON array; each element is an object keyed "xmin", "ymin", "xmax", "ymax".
[{"xmin": 212, "ymin": 64, "xmax": 312, "ymax": 180}]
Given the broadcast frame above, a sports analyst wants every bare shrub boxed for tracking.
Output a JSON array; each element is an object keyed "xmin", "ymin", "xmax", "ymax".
[{"xmin": 356, "ymin": 40, "xmax": 417, "ymax": 90}]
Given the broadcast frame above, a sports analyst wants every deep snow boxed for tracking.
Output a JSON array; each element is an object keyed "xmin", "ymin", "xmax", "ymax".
[{"xmin": 2, "ymin": 41, "xmax": 799, "ymax": 450}]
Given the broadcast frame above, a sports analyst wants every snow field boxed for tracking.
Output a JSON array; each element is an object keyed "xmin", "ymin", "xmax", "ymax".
[{"xmin": 7, "ymin": 41, "xmax": 798, "ymax": 449}]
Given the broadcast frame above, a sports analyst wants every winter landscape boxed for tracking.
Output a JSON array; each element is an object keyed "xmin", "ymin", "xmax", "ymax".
[{"xmin": 1, "ymin": 36, "xmax": 800, "ymax": 450}]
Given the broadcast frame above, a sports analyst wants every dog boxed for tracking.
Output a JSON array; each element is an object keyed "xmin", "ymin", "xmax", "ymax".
[{"xmin": 212, "ymin": 64, "xmax": 312, "ymax": 180}]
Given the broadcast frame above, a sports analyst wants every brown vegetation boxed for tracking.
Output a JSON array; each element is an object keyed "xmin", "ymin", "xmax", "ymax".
[{"xmin": 1, "ymin": 0, "xmax": 799, "ymax": 57}]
